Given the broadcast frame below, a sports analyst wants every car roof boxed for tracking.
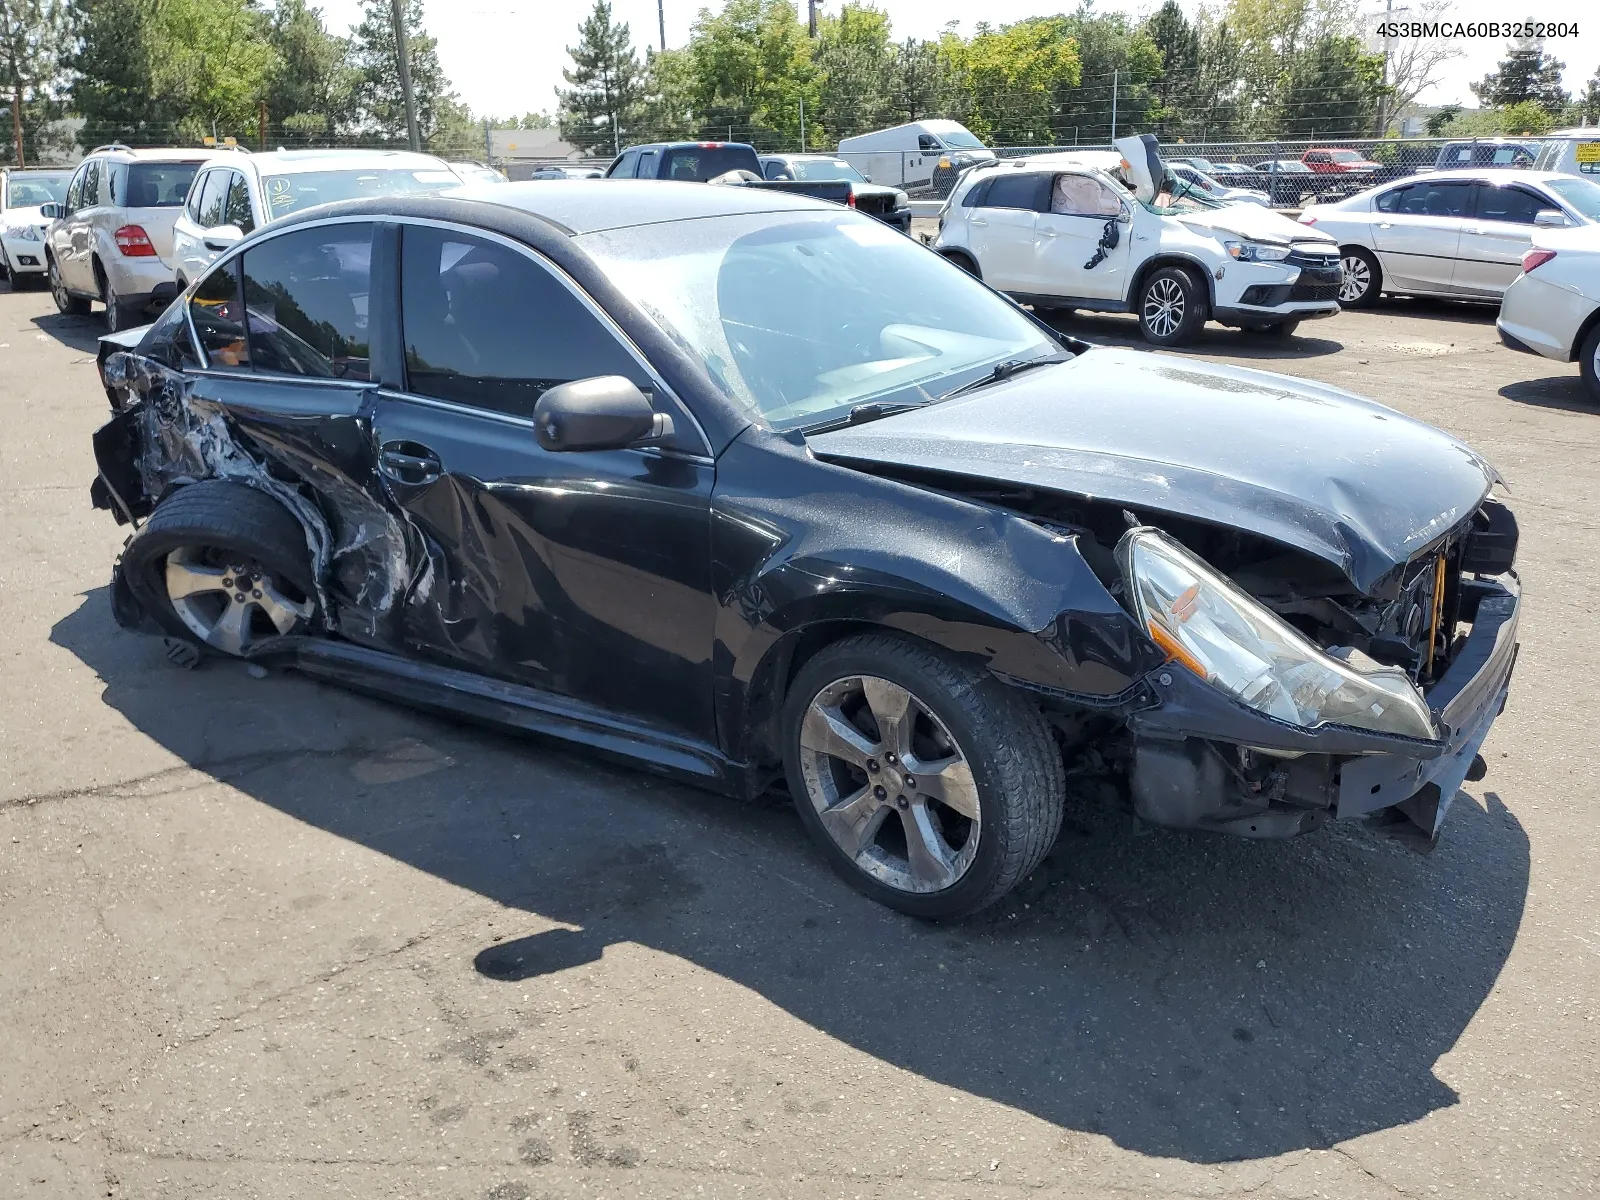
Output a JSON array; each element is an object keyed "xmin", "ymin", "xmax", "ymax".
[
  {"xmin": 240, "ymin": 149, "xmax": 451, "ymax": 175},
  {"xmin": 1404, "ymin": 168, "xmax": 1574, "ymax": 185},
  {"xmin": 445, "ymin": 179, "xmax": 842, "ymax": 234},
  {"xmin": 91, "ymin": 146, "xmax": 218, "ymax": 163},
  {"xmin": 761, "ymin": 153, "xmax": 845, "ymax": 160}
]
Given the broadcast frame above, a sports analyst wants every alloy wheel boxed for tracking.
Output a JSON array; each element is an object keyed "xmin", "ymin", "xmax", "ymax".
[
  {"xmin": 164, "ymin": 545, "xmax": 313, "ymax": 655},
  {"xmin": 797, "ymin": 674, "xmax": 981, "ymax": 894},
  {"xmin": 49, "ymin": 258, "xmax": 70, "ymax": 312},
  {"xmin": 1143, "ymin": 276, "xmax": 1185, "ymax": 339},
  {"xmin": 103, "ymin": 274, "xmax": 121, "ymax": 331},
  {"xmin": 1339, "ymin": 254, "xmax": 1371, "ymax": 303}
]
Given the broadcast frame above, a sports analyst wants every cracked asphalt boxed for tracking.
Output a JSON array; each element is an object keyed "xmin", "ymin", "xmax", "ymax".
[{"xmin": 2, "ymin": 275, "xmax": 1597, "ymax": 1199}]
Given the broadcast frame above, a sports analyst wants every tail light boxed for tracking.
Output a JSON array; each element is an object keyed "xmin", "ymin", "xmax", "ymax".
[
  {"xmin": 1522, "ymin": 248, "xmax": 1556, "ymax": 273},
  {"xmin": 1298, "ymin": 215, "xmax": 1317, "ymax": 226},
  {"xmin": 846, "ymin": 190, "xmax": 856, "ymax": 207},
  {"xmin": 114, "ymin": 225, "xmax": 157, "ymax": 257}
]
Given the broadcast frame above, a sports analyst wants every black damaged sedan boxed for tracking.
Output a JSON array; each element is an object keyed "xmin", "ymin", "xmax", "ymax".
[{"xmin": 88, "ymin": 182, "xmax": 1520, "ymax": 919}]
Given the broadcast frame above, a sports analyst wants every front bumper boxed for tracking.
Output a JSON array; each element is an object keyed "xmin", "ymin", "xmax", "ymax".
[
  {"xmin": 1126, "ymin": 572, "xmax": 1520, "ymax": 840},
  {"xmin": 1214, "ymin": 262, "xmax": 1343, "ymax": 324},
  {"xmin": 1, "ymin": 233, "xmax": 48, "ymax": 274}
]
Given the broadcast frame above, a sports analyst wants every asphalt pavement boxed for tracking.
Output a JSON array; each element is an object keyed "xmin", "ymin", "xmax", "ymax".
[{"xmin": 1, "ymin": 281, "xmax": 1596, "ymax": 1199}]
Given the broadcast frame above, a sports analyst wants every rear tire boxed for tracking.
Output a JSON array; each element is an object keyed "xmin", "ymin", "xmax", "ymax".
[
  {"xmin": 939, "ymin": 249, "xmax": 981, "ymax": 279},
  {"xmin": 782, "ymin": 633, "xmax": 1065, "ymax": 920},
  {"xmin": 1580, "ymin": 323, "xmax": 1600, "ymax": 404},
  {"xmin": 98, "ymin": 263, "xmax": 140, "ymax": 332},
  {"xmin": 1138, "ymin": 265, "xmax": 1207, "ymax": 346},
  {"xmin": 49, "ymin": 254, "xmax": 90, "ymax": 315},
  {"xmin": 1338, "ymin": 247, "xmax": 1381, "ymax": 308},
  {"xmin": 121, "ymin": 481, "xmax": 318, "ymax": 658}
]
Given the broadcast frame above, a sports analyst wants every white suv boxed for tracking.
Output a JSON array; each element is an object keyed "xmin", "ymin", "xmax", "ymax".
[
  {"xmin": 46, "ymin": 144, "xmax": 219, "ymax": 330},
  {"xmin": 933, "ymin": 135, "xmax": 1342, "ymax": 345},
  {"xmin": 170, "ymin": 149, "xmax": 464, "ymax": 286}
]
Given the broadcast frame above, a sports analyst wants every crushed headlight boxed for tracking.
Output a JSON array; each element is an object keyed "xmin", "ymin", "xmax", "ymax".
[
  {"xmin": 1223, "ymin": 238, "xmax": 1290, "ymax": 262},
  {"xmin": 1120, "ymin": 528, "xmax": 1437, "ymax": 740}
]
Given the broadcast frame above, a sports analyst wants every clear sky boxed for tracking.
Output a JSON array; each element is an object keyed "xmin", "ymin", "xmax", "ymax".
[{"xmin": 317, "ymin": 0, "xmax": 1597, "ymax": 125}]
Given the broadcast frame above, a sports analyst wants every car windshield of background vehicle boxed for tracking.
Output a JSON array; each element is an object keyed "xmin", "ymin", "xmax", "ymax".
[
  {"xmin": 580, "ymin": 211, "xmax": 1058, "ymax": 430},
  {"xmin": 7, "ymin": 174, "xmax": 67, "ymax": 207},
  {"xmin": 792, "ymin": 159, "xmax": 867, "ymax": 183},
  {"xmin": 938, "ymin": 130, "xmax": 985, "ymax": 150},
  {"xmin": 1544, "ymin": 177, "xmax": 1600, "ymax": 221},
  {"xmin": 261, "ymin": 169, "xmax": 460, "ymax": 216},
  {"xmin": 1329, "ymin": 150, "xmax": 1365, "ymax": 164},
  {"xmin": 126, "ymin": 162, "xmax": 204, "ymax": 207}
]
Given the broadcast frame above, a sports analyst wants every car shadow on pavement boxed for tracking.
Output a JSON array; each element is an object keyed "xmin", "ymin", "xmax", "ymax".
[
  {"xmin": 51, "ymin": 590, "xmax": 1530, "ymax": 1166},
  {"xmin": 1500, "ymin": 376, "xmax": 1593, "ymax": 412},
  {"xmin": 30, "ymin": 310, "xmax": 106, "ymax": 354},
  {"xmin": 1044, "ymin": 311, "xmax": 1346, "ymax": 360}
]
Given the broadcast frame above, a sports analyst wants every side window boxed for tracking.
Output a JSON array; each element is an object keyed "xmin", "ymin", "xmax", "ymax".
[
  {"xmin": 400, "ymin": 224, "xmax": 646, "ymax": 417},
  {"xmin": 242, "ymin": 223, "xmax": 373, "ymax": 380},
  {"xmin": 186, "ymin": 170, "xmax": 210, "ymax": 221},
  {"xmin": 223, "ymin": 171, "xmax": 255, "ymax": 233},
  {"xmin": 982, "ymin": 172, "xmax": 1047, "ymax": 212},
  {"xmin": 1397, "ymin": 180, "xmax": 1471, "ymax": 217},
  {"xmin": 105, "ymin": 162, "xmax": 127, "ymax": 206},
  {"xmin": 65, "ymin": 165, "xmax": 84, "ymax": 213},
  {"xmin": 960, "ymin": 177, "xmax": 993, "ymax": 207},
  {"xmin": 1474, "ymin": 184, "xmax": 1543, "ymax": 225},
  {"xmin": 1375, "ymin": 184, "xmax": 1410, "ymax": 213},
  {"xmin": 1050, "ymin": 174, "xmax": 1123, "ymax": 217},
  {"xmin": 195, "ymin": 171, "xmax": 229, "ymax": 228},
  {"xmin": 917, "ymin": 134, "xmax": 939, "ymax": 151},
  {"xmin": 608, "ymin": 149, "xmax": 639, "ymax": 178},
  {"xmin": 763, "ymin": 160, "xmax": 787, "ymax": 180},
  {"xmin": 80, "ymin": 160, "xmax": 102, "ymax": 208},
  {"xmin": 190, "ymin": 259, "xmax": 249, "ymax": 370},
  {"xmin": 635, "ymin": 149, "xmax": 660, "ymax": 178}
]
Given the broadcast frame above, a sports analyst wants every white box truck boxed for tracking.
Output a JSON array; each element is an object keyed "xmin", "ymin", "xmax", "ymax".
[{"xmin": 836, "ymin": 120, "xmax": 995, "ymax": 194}]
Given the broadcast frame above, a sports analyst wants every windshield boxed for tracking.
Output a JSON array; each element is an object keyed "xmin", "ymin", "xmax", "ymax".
[
  {"xmin": 791, "ymin": 158, "xmax": 867, "ymax": 182},
  {"xmin": 126, "ymin": 162, "xmax": 204, "ymax": 206},
  {"xmin": 661, "ymin": 146, "xmax": 759, "ymax": 181},
  {"xmin": 1329, "ymin": 150, "xmax": 1366, "ymax": 164},
  {"xmin": 7, "ymin": 173, "xmax": 67, "ymax": 207},
  {"xmin": 938, "ymin": 129, "xmax": 985, "ymax": 150},
  {"xmin": 1545, "ymin": 177, "xmax": 1600, "ymax": 221},
  {"xmin": 581, "ymin": 212, "xmax": 1057, "ymax": 430},
  {"xmin": 1147, "ymin": 167, "xmax": 1222, "ymax": 212},
  {"xmin": 261, "ymin": 167, "xmax": 460, "ymax": 216}
]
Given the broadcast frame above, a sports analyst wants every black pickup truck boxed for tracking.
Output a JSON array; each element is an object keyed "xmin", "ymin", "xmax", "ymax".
[
  {"xmin": 603, "ymin": 141, "xmax": 856, "ymax": 208},
  {"xmin": 758, "ymin": 154, "xmax": 912, "ymax": 231}
]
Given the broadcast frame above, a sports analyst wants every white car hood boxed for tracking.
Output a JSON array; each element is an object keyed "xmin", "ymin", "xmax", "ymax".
[
  {"xmin": 0, "ymin": 204, "xmax": 50, "ymax": 230},
  {"xmin": 1176, "ymin": 203, "xmax": 1334, "ymax": 245}
]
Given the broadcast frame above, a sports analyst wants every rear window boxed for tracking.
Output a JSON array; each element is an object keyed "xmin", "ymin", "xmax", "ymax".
[
  {"xmin": 660, "ymin": 146, "xmax": 759, "ymax": 181},
  {"xmin": 260, "ymin": 168, "xmax": 460, "ymax": 216},
  {"xmin": 125, "ymin": 162, "xmax": 204, "ymax": 207}
]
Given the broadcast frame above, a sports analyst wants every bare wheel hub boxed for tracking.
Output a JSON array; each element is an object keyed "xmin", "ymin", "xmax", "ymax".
[
  {"xmin": 164, "ymin": 546, "xmax": 312, "ymax": 655},
  {"xmin": 797, "ymin": 674, "xmax": 980, "ymax": 894}
]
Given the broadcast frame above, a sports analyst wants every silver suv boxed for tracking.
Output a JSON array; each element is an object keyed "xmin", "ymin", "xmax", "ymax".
[{"xmin": 45, "ymin": 144, "xmax": 218, "ymax": 330}]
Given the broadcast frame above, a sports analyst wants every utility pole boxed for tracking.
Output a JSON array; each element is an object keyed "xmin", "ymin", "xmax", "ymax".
[
  {"xmin": 808, "ymin": 0, "xmax": 820, "ymax": 37},
  {"xmin": 11, "ymin": 85, "xmax": 24, "ymax": 168},
  {"xmin": 658, "ymin": 0, "xmax": 666, "ymax": 51},
  {"xmin": 390, "ymin": 0, "xmax": 422, "ymax": 152},
  {"xmin": 1109, "ymin": 70, "xmax": 1118, "ymax": 142},
  {"xmin": 799, "ymin": 98, "xmax": 805, "ymax": 152},
  {"xmin": 258, "ymin": 99, "xmax": 268, "ymax": 151}
]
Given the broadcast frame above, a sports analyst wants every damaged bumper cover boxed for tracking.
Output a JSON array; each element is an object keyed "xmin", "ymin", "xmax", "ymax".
[{"xmin": 1123, "ymin": 572, "xmax": 1520, "ymax": 840}]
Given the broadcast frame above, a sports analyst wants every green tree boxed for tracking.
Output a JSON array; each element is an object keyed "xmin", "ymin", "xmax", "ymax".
[
  {"xmin": 686, "ymin": 0, "xmax": 812, "ymax": 149},
  {"xmin": 811, "ymin": 2, "xmax": 896, "ymax": 143},
  {"xmin": 0, "ymin": 0, "xmax": 73, "ymax": 165},
  {"xmin": 1144, "ymin": 0, "xmax": 1200, "ymax": 137},
  {"xmin": 1050, "ymin": 6, "xmax": 1163, "ymax": 144},
  {"xmin": 263, "ymin": 0, "xmax": 352, "ymax": 144},
  {"xmin": 556, "ymin": 0, "xmax": 643, "ymax": 154},
  {"xmin": 943, "ymin": 19, "xmax": 1081, "ymax": 146},
  {"xmin": 636, "ymin": 46, "xmax": 695, "ymax": 142},
  {"xmin": 1472, "ymin": 40, "xmax": 1569, "ymax": 115},
  {"xmin": 1580, "ymin": 67, "xmax": 1600, "ymax": 124},
  {"xmin": 1440, "ymin": 99, "xmax": 1556, "ymax": 137},
  {"xmin": 1277, "ymin": 33, "xmax": 1383, "ymax": 137},
  {"xmin": 346, "ymin": 0, "xmax": 462, "ymax": 146},
  {"xmin": 893, "ymin": 35, "xmax": 962, "ymax": 125}
]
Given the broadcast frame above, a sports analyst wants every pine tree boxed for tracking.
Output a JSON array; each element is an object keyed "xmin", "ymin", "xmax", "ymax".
[
  {"xmin": 1472, "ymin": 40, "xmax": 1569, "ymax": 116},
  {"xmin": 347, "ymin": 0, "xmax": 460, "ymax": 145},
  {"xmin": 0, "ymin": 0, "xmax": 72, "ymax": 165},
  {"xmin": 557, "ymin": 0, "xmax": 642, "ymax": 155}
]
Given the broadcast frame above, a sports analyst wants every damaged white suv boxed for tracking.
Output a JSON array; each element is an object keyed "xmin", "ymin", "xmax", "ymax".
[{"xmin": 934, "ymin": 135, "xmax": 1343, "ymax": 345}]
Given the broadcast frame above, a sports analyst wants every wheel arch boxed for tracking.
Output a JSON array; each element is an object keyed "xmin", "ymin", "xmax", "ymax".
[
  {"xmin": 1569, "ymin": 303, "xmax": 1600, "ymax": 364},
  {"xmin": 937, "ymin": 246, "xmax": 980, "ymax": 278},
  {"xmin": 1130, "ymin": 253, "xmax": 1216, "ymax": 313}
]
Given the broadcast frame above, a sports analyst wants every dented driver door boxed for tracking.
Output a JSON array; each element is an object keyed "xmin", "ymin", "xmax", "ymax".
[{"xmin": 372, "ymin": 221, "xmax": 719, "ymax": 744}]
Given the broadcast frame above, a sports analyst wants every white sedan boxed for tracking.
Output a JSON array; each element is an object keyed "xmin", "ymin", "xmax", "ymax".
[
  {"xmin": 1497, "ymin": 224, "xmax": 1600, "ymax": 402},
  {"xmin": 1299, "ymin": 169, "xmax": 1600, "ymax": 307}
]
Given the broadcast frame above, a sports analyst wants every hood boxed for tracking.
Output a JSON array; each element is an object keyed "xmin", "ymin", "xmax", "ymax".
[
  {"xmin": 809, "ymin": 348, "xmax": 1497, "ymax": 595},
  {"xmin": 0, "ymin": 204, "xmax": 50, "ymax": 229},
  {"xmin": 1174, "ymin": 202, "xmax": 1335, "ymax": 245},
  {"xmin": 1114, "ymin": 134, "xmax": 1163, "ymax": 204}
]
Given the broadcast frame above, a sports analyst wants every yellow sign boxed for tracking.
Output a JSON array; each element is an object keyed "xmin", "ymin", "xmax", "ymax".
[{"xmin": 1576, "ymin": 142, "xmax": 1600, "ymax": 164}]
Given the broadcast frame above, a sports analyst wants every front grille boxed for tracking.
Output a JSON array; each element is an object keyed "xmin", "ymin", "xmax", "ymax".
[
  {"xmin": 855, "ymin": 194, "xmax": 893, "ymax": 215},
  {"xmin": 1287, "ymin": 247, "xmax": 1340, "ymax": 270},
  {"xmin": 1289, "ymin": 279, "xmax": 1341, "ymax": 302}
]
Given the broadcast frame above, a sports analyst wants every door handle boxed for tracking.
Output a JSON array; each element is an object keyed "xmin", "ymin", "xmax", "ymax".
[
  {"xmin": 1377, "ymin": 221, "xmax": 1393, "ymax": 229},
  {"xmin": 379, "ymin": 441, "xmax": 442, "ymax": 485},
  {"xmin": 970, "ymin": 217, "xmax": 987, "ymax": 226},
  {"xmin": 1038, "ymin": 229, "xmax": 1058, "ymax": 238}
]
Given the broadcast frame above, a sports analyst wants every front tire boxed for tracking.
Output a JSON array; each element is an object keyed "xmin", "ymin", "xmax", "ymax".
[
  {"xmin": 49, "ymin": 255, "xmax": 90, "ymax": 315},
  {"xmin": 782, "ymin": 633, "xmax": 1065, "ymax": 920},
  {"xmin": 1138, "ymin": 265, "xmax": 1207, "ymax": 346},
  {"xmin": 1339, "ymin": 247, "xmax": 1381, "ymax": 308},
  {"xmin": 121, "ymin": 481, "xmax": 318, "ymax": 657}
]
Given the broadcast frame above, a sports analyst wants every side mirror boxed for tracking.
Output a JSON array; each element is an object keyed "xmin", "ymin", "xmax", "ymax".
[
  {"xmin": 863, "ymin": 174, "xmax": 873, "ymax": 183},
  {"xmin": 39, "ymin": 202, "xmax": 62, "ymax": 220},
  {"xmin": 1533, "ymin": 208, "xmax": 1568, "ymax": 228},
  {"xmin": 202, "ymin": 225, "xmax": 245, "ymax": 252},
  {"xmin": 534, "ymin": 376, "xmax": 672, "ymax": 453}
]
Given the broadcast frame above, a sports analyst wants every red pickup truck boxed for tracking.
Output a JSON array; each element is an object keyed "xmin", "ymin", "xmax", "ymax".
[{"xmin": 1301, "ymin": 148, "xmax": 1382, "ymax": 174}]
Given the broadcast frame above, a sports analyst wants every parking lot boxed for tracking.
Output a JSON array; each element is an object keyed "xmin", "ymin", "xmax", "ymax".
[{"xmin": 2, "ymin": 276, "xmax": 1597, "ymax": 1198}]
